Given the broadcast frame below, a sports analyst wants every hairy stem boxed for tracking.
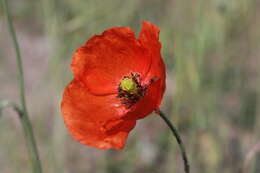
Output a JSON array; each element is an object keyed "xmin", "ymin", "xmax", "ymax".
[
  {"xmin": 155, "ymin": 109, "xmax": 190, "ymax": 173},
  {"xmin": 2, "ymin": 0, "xmax": 42, "ymax": 172}
]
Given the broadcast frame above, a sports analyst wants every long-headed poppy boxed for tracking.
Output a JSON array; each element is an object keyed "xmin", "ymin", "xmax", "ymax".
[{"xmin": 61, "ymin": 21, "xmax": 166, "ymax": 149}]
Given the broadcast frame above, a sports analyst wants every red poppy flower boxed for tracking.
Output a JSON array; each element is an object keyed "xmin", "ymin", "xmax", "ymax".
[{"xmin": 61, "ymin": 21, "xmax": 166, "ymax": 149}]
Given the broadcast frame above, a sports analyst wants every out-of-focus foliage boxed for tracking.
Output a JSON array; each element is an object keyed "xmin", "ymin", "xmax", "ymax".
[{"xmin": 0, "ymin": 0, "xmax": 260, "ymax": 172}]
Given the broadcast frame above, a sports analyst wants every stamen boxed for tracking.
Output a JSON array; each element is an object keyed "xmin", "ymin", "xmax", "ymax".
[
  {"xmin": 120, "ymin": 78, "xmax": 138, "ymax": 94},
  {"xmin": 117, "ymin": 73, "xmax": 145, "ymax": 107}
]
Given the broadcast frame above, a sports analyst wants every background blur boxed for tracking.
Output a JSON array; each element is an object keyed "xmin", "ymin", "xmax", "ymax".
[{"xmin": 0, "ymin": 0, "xmax": 260, "ymax": 172}]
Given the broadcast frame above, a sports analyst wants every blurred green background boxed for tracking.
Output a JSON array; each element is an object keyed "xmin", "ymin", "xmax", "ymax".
[{"xmin": 0, "ymin": 0, "xmax": 260, "ymax": 172}]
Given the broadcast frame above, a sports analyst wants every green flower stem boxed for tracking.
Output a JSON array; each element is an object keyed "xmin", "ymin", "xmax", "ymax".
[
  {"xmin": 2, "ymin": 0, "xmax": 42, "ymax": 172},
  {"xmin": 156, "ymin": 109, "xmax": 190, "ymax": 173}
]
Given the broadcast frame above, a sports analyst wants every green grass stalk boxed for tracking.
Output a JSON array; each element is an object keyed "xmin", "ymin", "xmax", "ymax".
[{"xmin": 2, "ymin": 0, "xmax": 43, "ymax": 172}]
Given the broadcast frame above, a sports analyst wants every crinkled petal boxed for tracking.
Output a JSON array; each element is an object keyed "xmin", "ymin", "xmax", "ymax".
[
  {"xmin": 125, "ymin": 21, "xmax": 166, "ymax": 120},
  {"xmin": 65, "ymin": 117, "xmax": 136, "ymax": 149},
  {"xmin": 71, "ymin": 27, "xmax": 151, "ymax": 95},
  {"xmin": 143, "ymin": 47, "xmax": 166, "ymax": 111},
  {"xmin": 139, "ymin": 21, "xmax": 165, "ymax": 85},
  {"xmin": 61, "ymin": 79, "xmax": 128, "ymax": 123},
  {"xmin": 61, "ymin": 79, "xmax": 136, "ymax": 149},
  {"xmin": 139, "ymin": 21, "xmax": 161, "ymax": 52}
]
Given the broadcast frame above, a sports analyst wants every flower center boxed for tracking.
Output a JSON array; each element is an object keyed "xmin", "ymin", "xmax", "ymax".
[
  {"xmin": 120, "ymin": 78, "xmax": 138, "ymax": 94},
  {"xmin": 117, "ymin": 73, "xmax": 145, "ymax": 107}
]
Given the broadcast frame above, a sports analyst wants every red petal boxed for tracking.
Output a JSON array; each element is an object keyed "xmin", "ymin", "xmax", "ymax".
[
  {"xmin": 65, "ymin": 117, "xmax": 136, "ymax": 149},
  {"xmin": 61, "ymin": 79, "xmax": 128, "ymax": 123},
  {"xmin": 139, "ymin": 21, "xmax": 165, "ymax": 85},
  {"xmin": 139, "ymin": 21, "xmax": 161, "ymax": 51},
  {"xmin": 61, "ymin": 79, "xmax": 136, "ymax": 149},
  {"xmin": 125, "ymin": 21, "xmax": 166, "ymax": 119},
  {"xmin": 121, "ymin": 22, "xmax": 165, "ymax": 120},
  {"xmin": 124, "ymin": 79, "xmax": 164, "ymax": 120},
  {"xmin": 71, "ymin": 27, "xmax": 151, "ymax": 95}
]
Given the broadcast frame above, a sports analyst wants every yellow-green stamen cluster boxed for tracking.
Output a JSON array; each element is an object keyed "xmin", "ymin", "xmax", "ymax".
[{"xmin": 120, "ymin": 78, "xmax": 138, "ymax": 94}]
